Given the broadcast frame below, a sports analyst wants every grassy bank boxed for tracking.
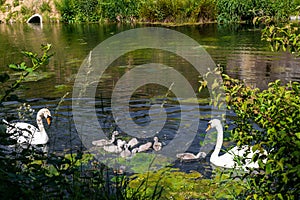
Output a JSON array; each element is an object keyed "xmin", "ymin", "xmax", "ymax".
[{"xmin": 1, "ymin": 0, "xmax": 298, "ymax": 24}]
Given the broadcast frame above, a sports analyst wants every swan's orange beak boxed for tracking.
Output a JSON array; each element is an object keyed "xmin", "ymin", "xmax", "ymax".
[
  {"xmin": 46, "ymin": 116, "xmax": 52, "ymax": 125},
  {"xmin": 205, "ymin": 124, "xmax": 211, "ymax": 132}
]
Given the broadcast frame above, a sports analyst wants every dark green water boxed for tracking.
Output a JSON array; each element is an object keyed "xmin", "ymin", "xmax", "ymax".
[{"xmin": 0, "ymin": 23, "xmax": 299, "ymax": 174}]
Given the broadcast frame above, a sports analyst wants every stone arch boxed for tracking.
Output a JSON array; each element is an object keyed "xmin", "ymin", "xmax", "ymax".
[{"xmin": 27, "ymin": 14, "xmax": 42, "ymax": 24}]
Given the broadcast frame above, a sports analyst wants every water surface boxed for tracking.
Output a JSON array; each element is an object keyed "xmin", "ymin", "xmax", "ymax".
[{"xmin": 0, "ymin": 23, "xmax": 299, "ymax": 174}]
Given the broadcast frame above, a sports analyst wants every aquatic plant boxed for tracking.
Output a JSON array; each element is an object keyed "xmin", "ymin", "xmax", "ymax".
[{"xmin": 129, "ymin": 167, "xmax": 244, "ymax": 199}]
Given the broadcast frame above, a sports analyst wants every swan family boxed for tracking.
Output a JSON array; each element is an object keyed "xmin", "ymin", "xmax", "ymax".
[
  {"xmin": 3, "ymin": 108, "xmax": 52, "ymax": 145},
  {"xmin": 92, "ymin": 134, "xmax": 163, "ymax": 158},
  {"xmin": 3, "ymin": 107, "xmax": 265, "ymax": 171},
  {"xmin": 176, "ymin": 119, "xmax": 267, "ymax": 170}
]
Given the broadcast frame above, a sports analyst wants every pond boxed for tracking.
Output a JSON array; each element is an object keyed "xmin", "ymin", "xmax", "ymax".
[{"xmin": 0, "ymin": 23, "xmax": 299, "ymax": 176}]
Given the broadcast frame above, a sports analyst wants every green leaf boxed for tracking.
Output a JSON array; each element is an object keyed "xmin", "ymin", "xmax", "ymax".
[
  {"xmin": 25, "ymin": 68, "xmax": 33, "ymax": 73},
  {"xmin": 296, "ymin": 132, "xmax": 300, "ymax": 139},
  {"xmin": 8, "ymin": 64, "xmax": 18, "ymax": 70}
]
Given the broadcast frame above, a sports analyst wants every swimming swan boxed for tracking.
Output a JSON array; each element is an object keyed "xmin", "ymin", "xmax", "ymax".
[
  {"xmin": 92, "ymin": 130, "xmax": 119, "ymax": 146},
  {"xmin": 3, "ymin": 108, "xmax": 52, "ymax": 145},
  {"xmin": 176, "ymin": 151, "xmax": 207, "ymax": 161},
  {"xmin": 206, "ymin": 119, "xmax": 267, "ymax": 170}
]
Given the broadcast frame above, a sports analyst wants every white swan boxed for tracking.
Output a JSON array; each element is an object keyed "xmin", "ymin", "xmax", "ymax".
[
  {"xmin": 206, "ymin": 119, "xmax": 267, "ymax": 170},
  {"xmin": 3, "ymin": 108, "xmax": 52, "ymax": 145},
  {"xmin": 103, "ymin": 139, "xmax": 125, "ymax": 153},
  {"xmin": 153, "ymin": 136, "xmax": 162, "ymax": 151},
  {"xmin": 92, "ymin": 130, "xmax": 119, "ymax": 146},
  {"xmin": 176, "ymin": 151, "xmax": 207, "ymax": 161}
]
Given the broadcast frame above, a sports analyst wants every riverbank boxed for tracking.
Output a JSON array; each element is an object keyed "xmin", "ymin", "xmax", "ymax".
[
  {"xmin": 0, "ymin": 0, "xmax": 59, "ymax": 23},
  {"xmin": 0, "ymin": 0, "xmax": 298, "ymax": 24}
]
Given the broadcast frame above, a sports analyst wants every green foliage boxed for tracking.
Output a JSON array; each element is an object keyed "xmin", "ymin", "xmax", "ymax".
[
  {"xmin": 217, "ymin": 0, "xmax": 296, "ymax": 23},
  {"xmin": 0, "ymin": 44, "xmax": 53, "ymax": 104},
  {"xmin": 40, "ymin": 1, "xmax": 52, "ymax": 13},
  {"xmin": 99, "ymin": 0, "xmax": 142, "ymax": 22},
  {"xmin": 13, "ymin": 0, "xmax": 19, "ymax": 7},
  {"xmin": 53, "ymin": 0, "xmax": 217, "ymax": 23},
  {"xmin": 200, "ymin": 68, "xmax": 300, "ymax": 199},
  {"xmin": 55, "ymin": 0, "xmax": 100, "ymax": 22},
  {"xmin": 139, "ymin": 0, "xmax": 184, "ymax": 22},
  {"xmin": 0, "ymin": 0, "xmax": 5, "ymax": 6},
  {"xmin": 20, "ymin": 5, "xmax": 33, "ymax": 16},
  {"xmin": 256, "ymin": 16, "xmax": 300, "ymax": 56},
  {"xmin": 129, "ymin": 168, "xmax": 244, "ymax": 199},
  {"xmin": 54, "ymin": 0, "xmax": 76, "ymax": 22},
  {"xmin": 223, "ymin": 77, "xmax": 299, "ymax": 199},
  {"xmin": 139, "ymin": 0, "xmax": 216, "ymax": 23}
]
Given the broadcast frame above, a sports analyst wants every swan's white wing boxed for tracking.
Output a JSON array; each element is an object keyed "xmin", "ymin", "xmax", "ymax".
[
  {"xmin": 228, "ymin": 145, "xmax": 264, "ymax": 169},
  {"xmin": 6, "ymin": 122, "xmax": 39, "ymax": 143},
  {"xmin": 212, "ymin": 152, "xmax": 235, "ymax": 168}
]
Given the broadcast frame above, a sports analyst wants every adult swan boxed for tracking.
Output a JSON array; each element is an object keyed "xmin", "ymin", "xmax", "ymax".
[
  {"xmin": 3, "ymin": 108, "xmax": 52, "ymax": 145},
  {"xmin": 206, "ymin": 119, "xmax": 267, "ymax": 170}
]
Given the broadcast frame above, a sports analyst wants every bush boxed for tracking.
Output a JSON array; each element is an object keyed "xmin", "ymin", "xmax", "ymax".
[
  {"xmin": 99, "ymin": 0, "xmax": 141, "ymax": 22},
  {"xmin": 200, "ymin": 68, "xmax": 300, "ymax": 199},
  {"xmin": 139, "ymin": 0, "xmax": 216, "ymax": 23},
  {"xmin": 223, "ymin": 77, "xmax": 300, "ymax": 199},
  {"xmin": 217, "ymin": 0, "xmax": 296, "ymax": 23},
  {"xmin": 255, "ymin": 16, "xmax": 300, "ymax": 56}
]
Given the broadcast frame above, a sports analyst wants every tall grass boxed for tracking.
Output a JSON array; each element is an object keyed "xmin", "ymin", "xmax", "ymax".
[
  {"xmin": 54, "ymin": 0, "xmax": 217, "ymax": 23},
  {"xmin": 53, "ymin": 0, "xmax": 297, "ymax": 23}
]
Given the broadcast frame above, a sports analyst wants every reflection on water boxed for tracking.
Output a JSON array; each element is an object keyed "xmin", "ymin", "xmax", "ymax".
[{"xmin": 0, "ymin": 23, "xmax": 299, "ymax": 175}]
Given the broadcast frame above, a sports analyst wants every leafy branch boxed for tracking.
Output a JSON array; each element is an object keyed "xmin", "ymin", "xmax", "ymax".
[
  {"xmin": 255, "ymin": 16, "xmax": 300, "ymax": 56},
  {"xmin": 0, "ymin": 44, "xmax": 53, "ymax": 104}
]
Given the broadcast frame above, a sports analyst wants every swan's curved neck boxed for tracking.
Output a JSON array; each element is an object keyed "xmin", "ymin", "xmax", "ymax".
[
  {"xmin": 36, "ymin": 111, "xmax": 45, "ymax": 133},
  {"xmin": 211, "ymin": 124, "xmax": 223, "ymax": 158}
]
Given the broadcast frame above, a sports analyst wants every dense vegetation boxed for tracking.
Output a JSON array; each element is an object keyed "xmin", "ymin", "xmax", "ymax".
[
  {"xmin": 52, "ymin": 0, "xmax": 299, "ymax": 23},
  {"xmin": 1, "ymin": 0, "xmax": 300, "ymax": 199},
  {"xmin": 1, "ymin": 0, "xmax": 299, "ymax": 23},
  {"xmin": 200, "ymin": 70, "xmax": 300, "ymax": 199}
]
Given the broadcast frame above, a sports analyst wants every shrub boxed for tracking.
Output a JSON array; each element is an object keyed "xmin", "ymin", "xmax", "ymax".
[
  {"xmin": 139, "ymin": 0, "xmax": 216, "ymax": 23},
  {"xmin": 40, "ymin": 1, "xmax": 52, "ymax": 13},
  {"xmin": 217, "ymin": 0, "xmax": 296, "ymax": 23},
  {"xmin": 200, "ymin": 68, "xmax": 300, "ymax": 199},
  {"xmin": 255, "ymin": 16, "xmax": 300, "ymax": 56},
  {"xmin": 99, "ymin": 0, "xmax": 142, "ymax": 22}
]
